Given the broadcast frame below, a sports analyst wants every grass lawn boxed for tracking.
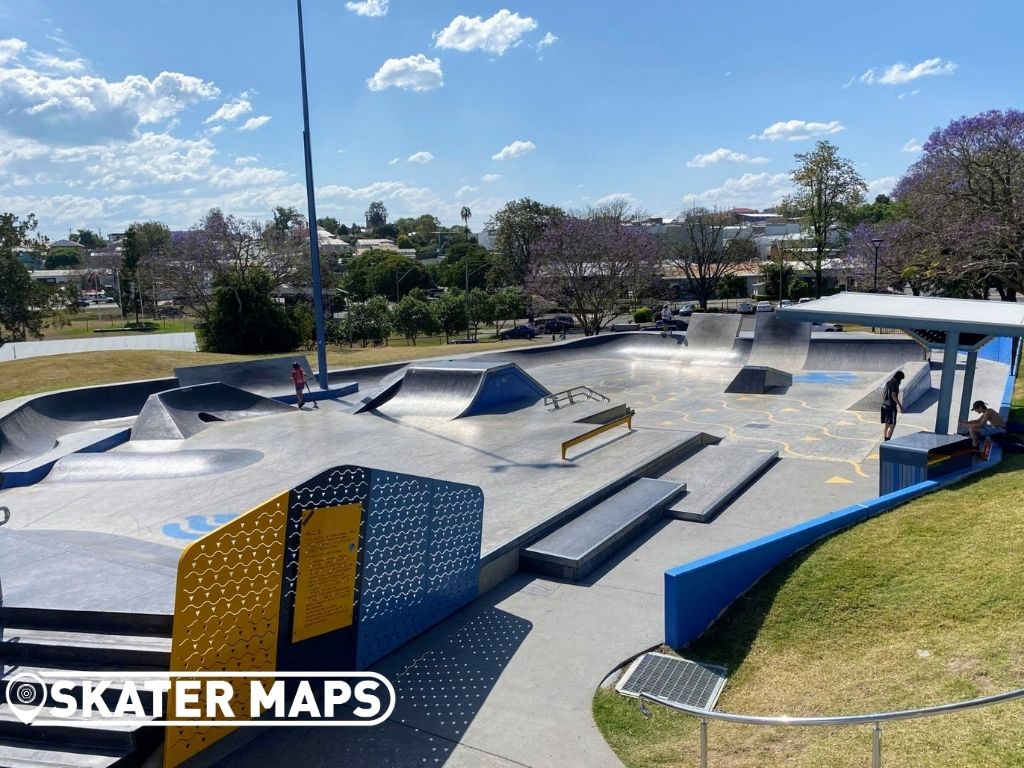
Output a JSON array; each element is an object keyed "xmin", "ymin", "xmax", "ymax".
[
  {"xmin": 593, "ymin": 374, "xmax": 1024, "ymax": 768},
  {"xmin": 0, "ymin": 334, "xmax": 559, "ymax": 402}
]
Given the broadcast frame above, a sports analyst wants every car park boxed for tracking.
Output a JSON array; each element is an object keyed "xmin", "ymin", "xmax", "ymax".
[
  {"xmin": 736, "ymin": 302, "xmax": 755, "ymax": 315},
  {"xmin": 756, "ymin": 300, "xmax": 773, "ymax": 312},
  {"xmin": 499, "ymin": 324, "xmax": 539, "ymax": 340}
]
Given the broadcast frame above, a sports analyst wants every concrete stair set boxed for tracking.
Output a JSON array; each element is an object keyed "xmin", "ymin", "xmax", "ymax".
[{"xmin": 0, "ymin": 607, "xmax": 170, "ymax": 767}]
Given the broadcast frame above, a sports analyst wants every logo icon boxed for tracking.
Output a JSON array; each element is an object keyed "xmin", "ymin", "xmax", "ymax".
[{"xmin": 5, "ymin": 672, "xmax": 46, "ymax": 725}]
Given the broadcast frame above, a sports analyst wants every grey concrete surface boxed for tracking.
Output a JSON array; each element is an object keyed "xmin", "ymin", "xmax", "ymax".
[
  {"xmin": 132, "ymin": 383, "xmax": 294, "ymax": 440},
  {"xmin": 724, "ymin": 365, "xmax": 793, "ymax": 394},
  {"xmin": 748, "ymin": 312, "xmax": 811, "ymax": 371},
  {"xmin": 662, "ymin": 444, "xmax": 778, "ymax": 522},
  {"xmin": 0, "ymin": 332, "xmax": 196, "ymax": 361},
  {"xmin": 0, "ymin": 330, "xmax": 1013, "ymax": 767},
  {"xmin": 847, "ymin": 360, "xmax": 931, "ymax": 412},
  {"xmin": 173, "ymin": 355, "xmax": 313, "ymax": 398}
]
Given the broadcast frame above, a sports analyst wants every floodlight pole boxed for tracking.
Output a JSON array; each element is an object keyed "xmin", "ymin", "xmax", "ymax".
[
  {"xmin": 871, "ymin": 237, "xmax": 884, "ymax": 293},
  {"xmin": 296, "ymin": 0, "xmax": 328, "ymax": 390}
]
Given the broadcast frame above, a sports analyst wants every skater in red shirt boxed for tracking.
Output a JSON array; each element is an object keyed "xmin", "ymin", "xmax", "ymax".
[{"xmin": 291, "ymin": 362, "xmax": 307, "ymax": 409}]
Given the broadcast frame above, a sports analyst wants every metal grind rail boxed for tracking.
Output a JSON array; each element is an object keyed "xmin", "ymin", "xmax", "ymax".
[
  {"xmin": 639, "ymin": 687, "xmax": 1024, "ymax": 768},
  {"xmin": 544, "ymin": 386, "xmax": 610, "ymax": 410}
]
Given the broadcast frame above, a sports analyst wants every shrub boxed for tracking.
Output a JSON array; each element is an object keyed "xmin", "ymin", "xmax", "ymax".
[{"xmin": 634, "ymin": 306, "xmax": 653, "ymax": 323}]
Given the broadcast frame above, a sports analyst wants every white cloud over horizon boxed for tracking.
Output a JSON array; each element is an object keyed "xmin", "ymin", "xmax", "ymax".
[
  {"xmin": 407, "ymin": 151, "xmax": 434, "ymax": 164},
  {"xmin": 367, "ymin": 54, "xmax": 443, "ymax": 92},
  {"xmin": 434, "ymin": 10, "xmax": 538, "ymax": 55},
  {"xmin": 751, "ymin": 120, "xmax": 845, "ymax": 141},
  {"xmin": 687, "ymin": 147, "xmax": 770, "ymax": 167},
  {"xmin": 344, "ymin": 0, "xmax": 389, "ymax": 17},
  {"xmin": 859, "ymin": 57, "xmax": 957, "ymax": 86},
  {"xmin": 900, "ymin": 138, "xmax": 922, "ymax": 153},
  {"xmin": 491, "ymin": 140, "xmax": 535, "ymax": 160},
  {"xmin": 481, "ymin": 173, "xmax": 502, "ymax": 182},
  {"xmin": 681, "ymin": 172, "xmax": 793, "ymax": 208}
]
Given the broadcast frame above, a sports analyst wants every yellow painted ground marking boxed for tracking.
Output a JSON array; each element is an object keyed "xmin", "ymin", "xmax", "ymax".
[
  {"xmin": 827, "ymin": 475, "xmax": 854, "ymax": 484},
  {"xmin": 867, "ymin": 452, "xmax": 880, "ymax": 460},
  {"xmin": 800, "ymin": 436, "xmax": 821, "ymax": 442},
  {"xmin": 836, "ymin": 420, "xmax": 853, "ymax": 426},
  {"xmin": 782, "ymin": 408, "xmax": 800, "ymax": 413}
]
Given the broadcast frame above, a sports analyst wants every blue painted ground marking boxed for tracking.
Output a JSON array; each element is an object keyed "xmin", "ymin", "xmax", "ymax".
[
  {"xmin": 794, "ymin": 371, "xmax": 858, "ymax": 385},
  {"xmin": 162, "ymin": 512, "xmax": 240, "ymax": 540}
]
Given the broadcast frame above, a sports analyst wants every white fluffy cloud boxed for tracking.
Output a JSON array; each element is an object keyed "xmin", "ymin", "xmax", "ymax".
[
  {"xmin": 345, "ymin": 0, "xmax": 389, "ymax": 17},
  {"xmin": 407, "ymin": 151, "xmax": 434, "ymax": 164},
  {"xmin": 594, "ymin": 192, "xmax": 639, "ymax": 207},
  {"xmin": 681, "ymin": 172, "xmax": 793, "ymax": 208},
  {"xmin": 29, "ymin": 52, "xmax": 87, "ymax": 73},
  {"xmin": 388, "ymin": 157, "xmax": 400, "ymax": 165},
  {"xmin": 687, "ymin": 148, "xmax": 770, "ymax": 167},
  {"xmin": 481, "ymin": 173, "xmax": 502, "ymax": 182},
  {"xmin": 205, "ymin": 93, "xmax": 252, "ymax": 124},
  {"xmin": 537, "ymin": 32, "xmax": 558, "ymax": 49},
  {"xmin": 867, "ymin": 176, "xmax": 898, "ymax": 196},
  {"xmin": 457, "ymin": 185, "xmax": 479, "ymax": 196},
  {"xmin": 859, "ymin": 58, "xmax": 957, "ymax": 86},
  {"xmin": 751, "ymin": 120, "xmax": 845, "ymax": 142},
  {"xmin": 367, "ymin": 54, "xmax": 443, "ymax": 92},
  {"xmin": 900, "ymin": 138, "xmax": 922, "ymax": 153},
  {"xmin": 239, "ymin": 115, "xmax": 270, "ymax": 131},
  {"xmin": 0, "ymin": 39, "xmax": 219, "ymax": 144},
  {"xmin": 234, "ymin": 155, "xmax": 258, "ymax": 165},
  {"xmin": 491, "ymin": 140, "xmax": 535, "ymax": 161},
  {"xmin": 434, "ymin": 10, "xmax": 538, "ymax": 55}
]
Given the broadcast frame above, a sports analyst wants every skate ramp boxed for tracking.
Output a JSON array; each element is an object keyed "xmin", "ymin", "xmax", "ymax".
[
  {"xmin": 683, "ymin": 313, "xmax": 745, "ymax": 366},
  {"xmin": 43, "ymin": 448, "xmax": 264, "ymax": 483},
  {"xmin": 0, "ymin": 379, "xmax": 176, "ymax": 469},
  {"xmin": 368, "ymin": 361, "xmax": 549, "ymax": 419},
  {"xmin": 132, "ymin": 383, "xmax": 295, "ymax": 440},
  {"xmin": 747, "ymin": 312, "xmax": 811, "ymax": 371},
  {"xmin": 803, "ymin": 336, "xmax": 927, "ymax": 372},
  {"xmin": 725, "ymin": 366, "xmax": 793, "ymax": 394},
  {"xmin": 847, "ymin": 361, "xmax": 932, "ymax": 412},
  {"xmin": 174, "ymin": 356, "xmax": 314, "ymax": 397}
]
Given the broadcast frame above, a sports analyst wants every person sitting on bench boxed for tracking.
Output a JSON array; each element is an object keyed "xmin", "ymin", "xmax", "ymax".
[{"xmin": 958, "ymin": 400, "xmax": 1006, "ymax": 449}]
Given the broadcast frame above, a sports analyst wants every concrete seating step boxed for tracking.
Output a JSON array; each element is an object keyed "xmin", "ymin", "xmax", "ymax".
[
  {"xmin": 660, "ymin": 444, "xmax": 778, "ymax": 522},
  {"xmin": 0, "ymin": 628, "xmax": 170, "ymax": 671},
  {"xmin": 520, "ymin": 478, "xmax": 686, "ymax": 581},
  {"xmin": 0, "ymin": 743, "xmax": 124, "ymax": 768}
]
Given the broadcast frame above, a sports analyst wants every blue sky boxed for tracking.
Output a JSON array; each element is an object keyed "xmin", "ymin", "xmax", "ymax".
[{"xmin": 1, "ymin": 0, "xmax": 1021, "ymax": 240}]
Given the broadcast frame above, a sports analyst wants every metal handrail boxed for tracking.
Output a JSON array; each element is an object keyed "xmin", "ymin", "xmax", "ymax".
[
  {"xmin": 544, "ymin": 386, "xmax": 610, "ymax": 410},
  {"xmin": 639, "ymin": 688, "xmax": 1024, "ymax": 768}
]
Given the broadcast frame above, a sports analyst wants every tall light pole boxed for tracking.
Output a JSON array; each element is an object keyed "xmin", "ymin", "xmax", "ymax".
[
  {"xmin": 870, "ymin": 237, "xmax": 884, "ymax": 293},
  {"xmin": 460, "ymin": 206, "xmax": 472, "ymax": 341},
  {"xmin": 296, "ymin": 0, "xmax": 328, "ymax": 390}
]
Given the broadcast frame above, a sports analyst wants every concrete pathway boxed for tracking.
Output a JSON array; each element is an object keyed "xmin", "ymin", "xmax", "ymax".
[{"xmin": 0, "ymin": 332, "xmax": 196, "ymax": 361}]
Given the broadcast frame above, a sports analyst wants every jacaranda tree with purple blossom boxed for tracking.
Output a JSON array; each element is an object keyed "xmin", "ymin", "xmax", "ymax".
[
  {"xmin": 528, "ymin": 212, "xmax": 662, "ymax": 336},
  {"xmin": 893, "ymin": 109, "xmax": 1024, "ymax": 300}
]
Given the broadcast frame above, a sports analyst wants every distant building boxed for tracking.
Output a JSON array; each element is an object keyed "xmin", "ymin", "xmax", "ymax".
[
  {"xmin": 354, "ymin": 238, "xmax": 400, "ymax": 255},
  {"xmin": 49, "ymin": 238, "xmax": 86, "ymax": 251}
]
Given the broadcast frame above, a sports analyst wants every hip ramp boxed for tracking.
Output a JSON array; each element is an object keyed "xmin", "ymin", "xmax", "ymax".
[
  {"xmin": 132, "ymin": 383, "xmax": 295, "ymax": 440},
  {"xmin": 747, "ymin": 312, "xmax": 811, "ymax": 371},
  {"xmin": 366, "ymin": 361, "xmax": 550, "ymax": 419}
]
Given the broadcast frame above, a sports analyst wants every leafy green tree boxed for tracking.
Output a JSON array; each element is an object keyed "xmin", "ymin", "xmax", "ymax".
[
  {"xmin": 782, "ymin": 140, "xmax": 866, "ymax": 297},
  {"xmin": 394, "ymin": 214, "xmax": 439, "ymax": 246},
  {"xmin": 758, "ymin": 261, "xmax": 793, "ymax": 301},
  {"xmin": 1, "ymin": 213, "xmax": 48, "ymax": 343},
  {"xmin": 317, "ymin": 217, "xmax": 341, "ymax": 235},
  {"xmin": 467, "ymin": 288, "xmax": 495, "ymax": 339},
  {"xmin": 365, "ymin": 201, "xmax": 388, "ymax": 231},
  {"xmin": 346, "ymin": 296, "xmax": 393, "ymax": 347},
  {"xmin": 44, "ymin": 249, "xmax": 82, "ymax": 269},
  {"xmin": 393, "ymin": 294, "xmax": 439, "ymax": 345},
  {"xmin": 435, "ymin": 238, "xmax": 493, "ymax": 290},
  {"xmin": 121, "ymin": 221, "xmax": 170, "ymax": 322},
  {"xmin": 288, "ymin": 301, "xmax": 316, "ymax": 351},
  {"xmin": 272, "ymin": 206, "xmax": 303, "ymax": 236},
  {"xmin": 492, "ymin": 286, "xmax": 525, "ymax": 333},
  {"xmin": 196, "ymin": 267, "xmax": 300, "ymax": 354},
  {"xmin": 71, "ymin": 229, "xmax": 106, "ymax": 248},
  {"xmin": 485, "ymin": 198, "xmax": 564, "ymax": 287},
  {"xmin": 715, "ymin": 273, "xmax": 746, "ymax": 300},
  {"xmin": 431, "ymin": 290, "xmax": 468, "ymax": 342},
  {"xmin": 343, "ymin": 250, "xmax": 429, "ymax": 300}
]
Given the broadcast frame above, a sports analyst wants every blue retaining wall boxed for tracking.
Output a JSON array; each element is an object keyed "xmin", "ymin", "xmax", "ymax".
[{"xmin": 664, "ymin": 346, "xmax": 1020, "ymax": 649}]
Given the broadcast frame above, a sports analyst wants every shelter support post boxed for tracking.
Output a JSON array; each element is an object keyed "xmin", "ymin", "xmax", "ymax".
[
  {"xmin": 935, "ymin": 331, "xmax": 960, "ymax": 434},
  {"xmin": 957, "ymin": 349, "xmax": 978, "ymax": 427}
]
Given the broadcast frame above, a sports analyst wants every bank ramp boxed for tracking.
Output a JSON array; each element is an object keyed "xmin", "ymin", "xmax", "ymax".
[
  {"xmin": 360, "ymin": 361, "xmax": 550, "ymax": 420},
  {"xmin": 747, "ymin": 312, "xmax": 811, "ymax": 371}
]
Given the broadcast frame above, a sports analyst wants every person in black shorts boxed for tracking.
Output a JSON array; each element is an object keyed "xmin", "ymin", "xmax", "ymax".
[{"xmin": 881, "ymin": 370, "xmax": 905, "ymax": 441}]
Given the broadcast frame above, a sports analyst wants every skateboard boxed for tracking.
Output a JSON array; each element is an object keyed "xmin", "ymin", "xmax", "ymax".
[{"xmin": 980, "ymin": 436, "xmax": 993, "ymax": 461}]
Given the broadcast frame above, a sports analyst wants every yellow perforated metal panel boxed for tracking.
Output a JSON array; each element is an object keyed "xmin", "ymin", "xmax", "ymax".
[{"xmin": 163, "ymin": 492, "xmax": 287, "ymax": 768}]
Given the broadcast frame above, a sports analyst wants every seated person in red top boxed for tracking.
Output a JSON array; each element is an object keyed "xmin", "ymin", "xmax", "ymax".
[{"xmin": 291, "ymin": 362, "xmax": 307, "ymax": 409}]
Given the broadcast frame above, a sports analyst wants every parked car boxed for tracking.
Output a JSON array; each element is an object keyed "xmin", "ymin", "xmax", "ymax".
[
  {"xmin": 674, "ymin": 303, "xmax": 694, "ymax": 316},
  {"xmin": 499, "ymin": 324, "xmax": 539, "ymax": 340},
  {"xmin": 811, "ymin": 321, "xmax": 843, "ymax": 332},
  {"xmin": 542, "ymin": 318, "xmax": 572, "ymax": 334},
  {"xmin": 756, "ymin": 300, "xmax": 773, "ymax": 312},
  {"xmin": 779, "ymin": 299, "xmax": 793, "ymax": 308},
  {"xmin": 797, "ymin": 297, "xmax": 814, "ymax": 304},
  {"xmin": 736, "ymin": 302, "xmax": 755, "ymax": 315}
]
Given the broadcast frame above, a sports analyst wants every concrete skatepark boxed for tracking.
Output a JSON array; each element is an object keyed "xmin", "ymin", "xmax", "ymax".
[{"xmin": 0, "ymin": 300, "xmax": 1018, "ymax": 767}]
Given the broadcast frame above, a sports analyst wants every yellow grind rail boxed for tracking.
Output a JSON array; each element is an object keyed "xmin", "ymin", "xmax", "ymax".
[{"xmin": 561, "ymin": 411, "xmax": 634, "ymax": 460}]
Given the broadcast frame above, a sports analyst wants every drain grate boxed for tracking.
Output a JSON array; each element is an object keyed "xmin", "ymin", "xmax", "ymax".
[{"xmin": 615, "ymin": 653, "xmax": 727, "ymax": 710}]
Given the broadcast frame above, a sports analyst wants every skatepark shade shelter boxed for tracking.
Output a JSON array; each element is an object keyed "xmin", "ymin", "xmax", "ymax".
[{"xmin": 778, "ymin": 293, "xmax": 1024, "ymax": 434}]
